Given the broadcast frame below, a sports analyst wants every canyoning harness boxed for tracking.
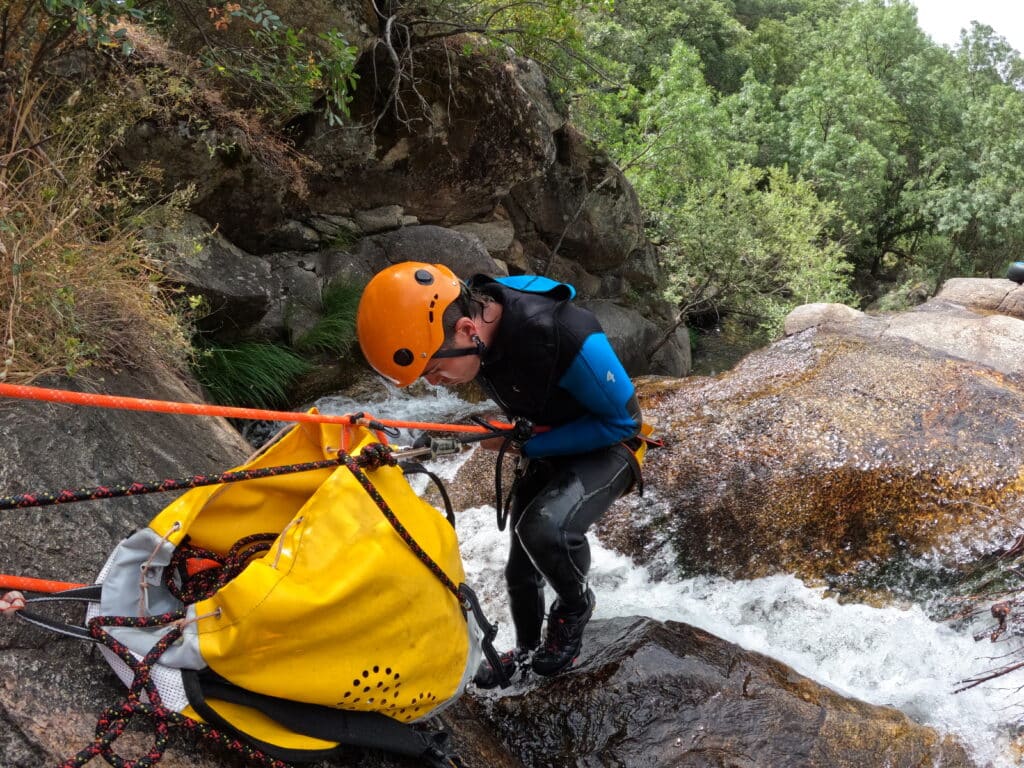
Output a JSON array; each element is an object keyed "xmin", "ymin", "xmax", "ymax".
[
  {"xmin": 0, "ymin": 383, "xmax": 546, "ymax": 768},
  {"xmin": 408, "ymin": 415, "xmax": 663, "ymax": 533},
  {"xmin": 453, "ymin": 274, "xmax": 664, "ymax": 527}
]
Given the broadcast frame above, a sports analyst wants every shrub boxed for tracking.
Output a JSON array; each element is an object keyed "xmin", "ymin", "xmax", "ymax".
[
  {"xmin": 293, "ymin": 279, "xmax": 363, "ymax": 356},
  {"xmin": 192, "ymin": 1, "xmax": 359, "ymax": 126},
  {"xmin": 658, "ymin": 165, "xmax": 857, "ymax": 339},
  {"xmin": 191, "ymin": 341, "xmax": 312, "ymax": 407},
  {"xmin": 0, "ymin": 87, "xmax": 190, "ymax": 382}
]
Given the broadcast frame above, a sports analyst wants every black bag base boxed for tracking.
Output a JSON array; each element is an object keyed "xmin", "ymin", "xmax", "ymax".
[{"xmin": 183, "ymin": 668, "xmax": 459, "ymax": 767}]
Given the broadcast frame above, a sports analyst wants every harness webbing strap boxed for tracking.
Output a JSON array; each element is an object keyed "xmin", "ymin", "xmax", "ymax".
[
  {"xmin": 11, "ymin": 586, "xmax": 101, "ymax": 639},
  {"xmin": 182, "ymin": 670, "xmax": 459, "ymax": 766}
]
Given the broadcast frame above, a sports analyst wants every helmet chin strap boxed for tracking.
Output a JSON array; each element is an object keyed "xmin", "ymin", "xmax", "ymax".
[{"xmin": 431, "ymin": 334, "xmax": 487, "ymax": 359}]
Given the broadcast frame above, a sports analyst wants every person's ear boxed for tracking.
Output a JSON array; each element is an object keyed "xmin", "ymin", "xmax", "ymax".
[{"xmin": 454, "ymin": 316, "xmax": 477, "ymax": 339}]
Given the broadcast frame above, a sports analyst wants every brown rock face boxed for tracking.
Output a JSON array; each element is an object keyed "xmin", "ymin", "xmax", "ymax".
[
  {"xmin": 474, "ymin": 617, "xmax": 973, "ymax": 768},
  {"xmin": 604, "ymin": 297, "xmax": 1024, "ymax": 589},
  {"xmin": 304, "ymin": 46, "xmax": 559, "ymax": 229},
  {"xmin": 0, "ymin": 368, "xmax": 252, "ymax": 767}
]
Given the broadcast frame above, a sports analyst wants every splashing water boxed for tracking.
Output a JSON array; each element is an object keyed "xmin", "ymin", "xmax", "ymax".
[
  {"xmin": 460, "ymin": 498, "xmax": 1020, "ymax": 768},
  {"xmin": 320, "ymin": 386, "xmax": 1020, "ymax": 768}
]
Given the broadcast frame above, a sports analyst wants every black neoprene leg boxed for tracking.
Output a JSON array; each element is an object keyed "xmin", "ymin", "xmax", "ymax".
[
  {"xmin": 504, "ymin": 462, "xmax": 549, "ymax": 649},
  {"xmin": 512, "ymin": 445, "xmax": 634, "ymax": 614}
]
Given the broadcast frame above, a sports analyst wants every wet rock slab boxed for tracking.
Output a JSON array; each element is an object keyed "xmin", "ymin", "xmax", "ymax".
[
  {"xmin": 470, "ymin": 616, "xmax": 974, "ymax": 768},
  {"xmin": 607, "ymin": 288, "xmax": 1024, "ymax": 587}
]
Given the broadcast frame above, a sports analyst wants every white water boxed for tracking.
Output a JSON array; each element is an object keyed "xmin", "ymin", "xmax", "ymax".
[{"xmin": 318, "ymin": 386, "xmax": 1022, "ymax": 768}]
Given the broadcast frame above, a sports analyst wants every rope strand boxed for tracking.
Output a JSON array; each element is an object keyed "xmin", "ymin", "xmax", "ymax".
[
  {"xmin": 0, "ymin": 458, "xmax": 346, "ymax": 511},
  {"xmin": 0, "ymin": 382, "xmax": 517, "ymax": 434}
]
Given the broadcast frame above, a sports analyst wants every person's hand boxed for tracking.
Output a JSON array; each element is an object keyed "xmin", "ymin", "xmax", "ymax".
[{"xmin": 0, "ymin": 591, "xmax": 25, "ymax": 616}]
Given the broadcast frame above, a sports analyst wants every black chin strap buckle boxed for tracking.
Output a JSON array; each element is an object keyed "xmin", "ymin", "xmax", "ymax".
[{"xmin": 470, "ymin": 333, "xmax": 487, "ymax": 356}]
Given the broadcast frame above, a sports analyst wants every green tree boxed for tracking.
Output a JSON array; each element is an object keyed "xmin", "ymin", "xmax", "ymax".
[
  {"xmin": 658, "ymin": 165, "xmax": 855, "ymax": 337},
  {"xmin": 921, "ymin": 85, "xmax": 1024, "ymax": 279},
  {"xmin": 575, "ymin": 0, "xmax": 860, "ymax": 331},
  {"xmin": 957, "ymin": 21, "xmax": 1024, "ymax": 92},
  {"xmin": 577, "ymin": 0, "xmax": 1024, "ymax": 320},
  {"xmin": 721, "ymin": 70, "xmax": 786, "ymax": 168},
  {"xmin": 0, "ymin": 0, "xmax": 146, "ymax": 84},
  {"xmin": 577, "ymin": 0, "xmax": 749, "ymax": 94},
  {"xmin": 631, "ymin": 42, "xmax": 745, "ymax": 196},
  {"xmin": 774, "ymin": 1, "xmax": 942, "ymax": 276}
]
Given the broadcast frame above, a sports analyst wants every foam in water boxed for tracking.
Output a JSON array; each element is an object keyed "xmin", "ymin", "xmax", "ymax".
[{"xmin": 456, "ymin": 494, "xmax": 1021, "ymax": 768}]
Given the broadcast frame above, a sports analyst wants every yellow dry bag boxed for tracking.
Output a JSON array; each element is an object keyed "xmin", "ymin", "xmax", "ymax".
[{"xmin": 87, "ymin": 415, "xmax": 485, "ymax": 764}]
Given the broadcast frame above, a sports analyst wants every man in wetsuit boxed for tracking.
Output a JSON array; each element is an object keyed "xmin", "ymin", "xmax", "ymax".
[{"xmin": 357, "ymin": 262, "xmax": 642, "ymax": 686}]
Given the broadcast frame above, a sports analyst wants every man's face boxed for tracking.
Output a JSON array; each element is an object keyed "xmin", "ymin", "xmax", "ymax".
[
  {"xmin": 422, "ymin": 354, "xmax": 480, "ymax": 386},
  {"xmin": 421, "ymin": 318, "xmax": 481, "ymax": 386}
]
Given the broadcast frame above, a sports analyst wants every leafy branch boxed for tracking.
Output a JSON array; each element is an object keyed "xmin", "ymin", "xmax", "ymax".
[
  {"xmin": 1, "ymin": 0, "xmax": 150, "ymax": 87},
  {"xmin": 364, "ymin": 0, "xmax": 617, "ymax": 128},
  {"xmin": 168, "ymin": 0, "xmax": 360, "ymax": 126}
]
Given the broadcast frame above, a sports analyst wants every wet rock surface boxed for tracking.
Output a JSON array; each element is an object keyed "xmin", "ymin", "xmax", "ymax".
[
  {"xmin": 470, "ymin": 617, "xmax": 973, "ymax": 768},
  {"xmin": 0, "ymin": 364, "xmax": 975, "ymax": 768},
  {"xmin": 601, "ymin": 287, "xmax": 1024, "ymax": 589}
]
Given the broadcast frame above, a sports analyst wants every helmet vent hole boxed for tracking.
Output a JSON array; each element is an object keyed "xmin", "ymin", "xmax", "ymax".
[
  {"xmin": 393, "ymin": 348, "xmax": 414, "ymax": 366},
  {"xmin": 414, "ymin": 269, "xmax": 435, "ymax": 285}
]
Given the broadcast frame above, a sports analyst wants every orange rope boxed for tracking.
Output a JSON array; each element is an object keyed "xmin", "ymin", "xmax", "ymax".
[
  {"xmin": 0, "ymin": 382, "xmax": 511, "ymax": 434},
  {"xmin": 0, "ymin": 574, "xmax": 86, "ymax": 593},
  {"xmin": 0, "ymin": 384, "xmax": 534, "ymax": 597}
]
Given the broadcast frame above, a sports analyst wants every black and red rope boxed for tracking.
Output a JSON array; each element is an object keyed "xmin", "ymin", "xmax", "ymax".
[
  {"xmin": 0, "ymin": 459, "xmax": 344, "ymax": 511},
  {"xmin": 340, "ymin": 444, "xmax": 461, "ymax": 598},
  {"xmin": 58, "ymin": 610, "xmax": 292, "ymax": 768},
  {"xmin": 166, "ymin": 533, "xmax": 277, "ymax": 605}
]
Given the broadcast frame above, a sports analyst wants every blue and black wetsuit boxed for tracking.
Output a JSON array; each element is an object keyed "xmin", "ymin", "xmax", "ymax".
[{"xmin": 469, "ymin": 274, "xmax": 642, "ymax": 650}]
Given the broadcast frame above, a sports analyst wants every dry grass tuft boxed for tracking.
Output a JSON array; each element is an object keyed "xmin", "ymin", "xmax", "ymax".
[
  {"xmin": 0, "ymin": 8, "xmax": 330, "ymax": 382},
  {"xmin": 0, "ymin": 79, "xmax": 191, "ymax": 382}
]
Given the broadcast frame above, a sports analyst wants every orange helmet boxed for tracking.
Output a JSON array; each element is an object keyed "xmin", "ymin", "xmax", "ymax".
[{"xmin": 356, "ymin": 262, "xmax": 464, "ymax": 387}]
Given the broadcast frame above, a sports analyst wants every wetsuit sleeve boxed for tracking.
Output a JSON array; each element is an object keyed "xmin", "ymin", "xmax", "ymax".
[{"xmin": 521, "ymin": 332, "xmax": 640, "ymax": 458}]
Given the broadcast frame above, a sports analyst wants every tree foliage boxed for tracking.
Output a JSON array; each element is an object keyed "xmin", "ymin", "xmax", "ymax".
[
  {"xmin": 574, "ymin": 0, "xmax": 1024, "ymax": 333},
  {"xmin": 165, "ymin": 0, "xmax": 360, "ymax": 126},
  {"xmin": 657, "ymin": 166, "xmax": 854, "ymax": 337}
]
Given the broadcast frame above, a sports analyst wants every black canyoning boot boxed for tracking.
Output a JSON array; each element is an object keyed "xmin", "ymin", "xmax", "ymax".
[
  {"xmin": 473, "ymin": 646, "xmax": 534, "ymax": 689},
  {"xmin": 531, "ymin": 588, "xmax": 595, "ymax": 677}
]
